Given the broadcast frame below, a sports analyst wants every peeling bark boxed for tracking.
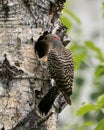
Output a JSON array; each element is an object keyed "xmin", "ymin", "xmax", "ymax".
[{"xmin": 0, "ymin": 0, "xmax": 67, "ymax": 130}]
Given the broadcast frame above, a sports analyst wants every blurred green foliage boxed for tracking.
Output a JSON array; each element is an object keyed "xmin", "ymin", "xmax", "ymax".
[
  {"xmin": 58, "ymin": 0, "xmax": 104, "ymax": 130},
  {"xmin": 60, "ymin": 1, "xmax": 81, "ymax": 33},
  {"xmin": 76, "ymin": 94, "xmax": 104, "ymax": 130},
  {"xmin": 102, "ymin": 2, "xmax": 104, "ymax": 17}
]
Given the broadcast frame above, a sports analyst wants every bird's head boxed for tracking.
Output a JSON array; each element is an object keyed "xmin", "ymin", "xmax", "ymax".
[{"xmin": 44, "ymin": 34, "xmax": 62, "ymax": 48}]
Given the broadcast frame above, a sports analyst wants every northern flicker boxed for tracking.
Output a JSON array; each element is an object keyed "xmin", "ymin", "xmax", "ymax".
[{"xmin": 38, "ymin": 34, "xmax": 74, "ymax": 115}]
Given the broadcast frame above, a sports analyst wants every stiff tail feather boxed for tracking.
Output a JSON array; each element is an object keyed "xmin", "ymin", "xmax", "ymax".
[
  {"xmin": 38, "ymin": 87, "xmax": 59, "ymax": 115},
  {"xmin": 61, "ymin": 90, "xmax": 72, "ymax": 105}
]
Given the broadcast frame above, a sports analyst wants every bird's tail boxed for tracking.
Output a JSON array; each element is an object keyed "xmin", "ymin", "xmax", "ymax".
[{"xmin": 38, "ymin": 87, "xmax": 59, "ymax": 115}]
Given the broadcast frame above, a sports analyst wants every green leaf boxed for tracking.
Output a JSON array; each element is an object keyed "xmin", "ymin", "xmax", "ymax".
[
  {"xmin": 94, "ymin": 65, "xmax": 104, "ymax": 79},
  {"xmin": 63, "ymin": 8, "xmax": 81, "ymax": 24},
  {"xmin": 85, "ymin": 41, "xmax": 104, "ymax": 61},
  {"xmin": 102, "ymin": 2, "xmax": 104, "ymax": 9},
  {"xmin": 97, "ymin": 94, "xmax": 104, "ymax": 108},
  {"xmin": 83, "ymin": 121, "xmax": 95, "ymax": 126},
  {"xmin": 101, "ymin": 108, "xmax": 104, "ymax": 113},
  {"xmin": 60, "ymin": 15, "xmax": 72, "ymax": 32},
  {"xmin": 95, "ymin": 119, "xmax": 104, "ymax": 130},
  {"xmin": 94, "ymin": 64, "xmax": 104, "ymax": 85},
  {"xmin": 76, "ymin": 103, "xmax": 97, "ymax": 116},
  {"xmin": 77, "ymin": 126, "xmax": 87, "ymax": 130}
]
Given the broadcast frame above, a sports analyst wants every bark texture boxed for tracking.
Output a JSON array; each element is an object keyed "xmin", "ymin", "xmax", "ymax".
[{"xmin": 0, "ymin": 0, "xmax": 67, "ymax": 130}]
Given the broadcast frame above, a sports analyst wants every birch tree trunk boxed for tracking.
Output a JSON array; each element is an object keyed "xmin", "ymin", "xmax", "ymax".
[{"xmin": 0, "ymin": 0, "xmax": 67, "ymax": 130}]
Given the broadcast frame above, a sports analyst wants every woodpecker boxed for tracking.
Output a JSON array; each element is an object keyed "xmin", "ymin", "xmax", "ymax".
[{"xmin": 38, "ymin": 34, "xmax": 74, "ymax": 115}]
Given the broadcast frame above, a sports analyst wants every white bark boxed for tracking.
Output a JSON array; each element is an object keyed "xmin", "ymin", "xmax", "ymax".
[{"xmin": 0, "ymin": 0, "xmax": 66, "ymax": 130}]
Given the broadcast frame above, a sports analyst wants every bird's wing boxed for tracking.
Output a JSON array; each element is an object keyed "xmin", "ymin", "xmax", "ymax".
[{"xmin": 47, "ymin": 49, "xmax": 74, "ymax": 104}]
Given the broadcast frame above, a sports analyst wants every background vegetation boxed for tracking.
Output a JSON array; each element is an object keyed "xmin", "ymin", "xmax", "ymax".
[{"xmin": 58, "ymin": 0, "xmax": 104, "ymax": 130}]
